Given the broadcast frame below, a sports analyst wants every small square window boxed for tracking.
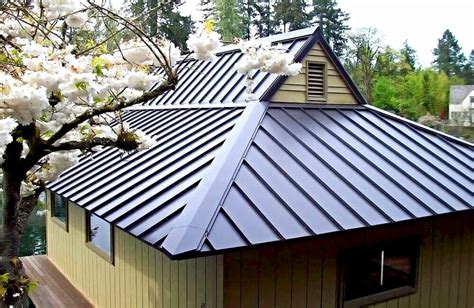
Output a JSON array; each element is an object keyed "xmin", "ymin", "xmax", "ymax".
[
  {"xmin": 87, "ymin": 213, "xmax": 113, "ymax": 263},
  {"xmin": 340, "ymin": 239, "xmax": 418, "ymax": 307},
  {"xmin": 51, "ymin": 192, "xmax": 68, "ymax": 230}
]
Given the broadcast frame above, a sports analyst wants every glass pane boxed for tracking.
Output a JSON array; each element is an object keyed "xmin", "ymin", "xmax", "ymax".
[
  {"xmin": 89, "ymin": 214, "xmax": 111, "ymax": 255},
  {"xmin": 344, "ymin": 242, "xmax": 417, "ymax": 301},
  {"xmin": 53, "ymin": 194, "xmax": 66, "ymax": 222}
]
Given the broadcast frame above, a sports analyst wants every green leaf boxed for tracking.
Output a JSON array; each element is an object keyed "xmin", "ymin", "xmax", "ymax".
[
  {"xmin": 0, "ymin": 273, "xmax": 10, "ymax": 283},
  {"xmin": 74, "ymin": 81, "xmax": 88, "ymax": 91},
  {"xmin": 94, "ymin": 64, "xmax": 104, "ymax": 76}
]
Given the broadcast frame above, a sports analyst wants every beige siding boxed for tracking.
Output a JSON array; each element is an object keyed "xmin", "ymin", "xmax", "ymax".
[
  {"xmin": 46, "ymin": 197, "xmax": 223, "ymax": 308},
  {"xmin": 224, "ymin": 212, "xmax": 474, "ymax": 308},
  {"xmin": 271, "ymin": 43, "xmax": 357, "ymax": 104}
]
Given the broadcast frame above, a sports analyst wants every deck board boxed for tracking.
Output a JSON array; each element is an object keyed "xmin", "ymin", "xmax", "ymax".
[{"xmin": 21, "ymin": 255, "xmax": 93, "ymax": 308}]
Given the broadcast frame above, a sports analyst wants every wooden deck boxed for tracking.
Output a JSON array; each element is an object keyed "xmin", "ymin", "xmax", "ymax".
[{"xmin": 21, "ymin": 255, "xmax": 93, "ymax": 308}]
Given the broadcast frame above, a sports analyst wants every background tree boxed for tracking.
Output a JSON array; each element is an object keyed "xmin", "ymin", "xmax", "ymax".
[
  {"xmin": 462, "ymin": 50, "xmax": 474, "ymax": 84},
  {"xmin": 155, "ymin": 1, "xmax": 193, "ymax": 50},
  {"xmin": 312, "ymin": 0, "xmax": 350, "ymax": 57},
  {"xmin": 215, "ymin": 0, "xmax": 245, "ymax": 41},
  {"xmin": 274, "ymin": 0, "xmax": 313, "ymax": 32},
  {"xmin": 127, "ymin": 0, "xmax": 192, "ymax": 50},
  {"xmin": 375, "ymin": 46, "xmax": 414, "ymax": 77},
  {"xmin": 401, "ymin": 40, "xmax": 417, "ymax": 71},
  {"xmin": 251, "ymin": 0, "xmax": 278, "ymax": 37},
  {"xmin": 433, "ymin": 29, "xmax": 467, "ymax": 77},
  {"xmin": 199, "ymin": 0, "xmax": 215, "ymax": 22},
  {"xmin": 344, "ymin": 28, "xmax": 382, "ymax": 103}
]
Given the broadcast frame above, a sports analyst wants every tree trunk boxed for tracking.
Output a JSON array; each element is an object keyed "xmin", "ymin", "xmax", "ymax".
[
  {"xmin": 1, "ymin": 140, "xmax": 26, "ymax": 262},
  {"xmin": 1, "ymin": 168, "xmax": 22, "ymax": 260}
]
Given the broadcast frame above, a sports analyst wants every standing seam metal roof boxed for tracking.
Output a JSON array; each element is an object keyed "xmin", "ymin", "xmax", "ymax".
[
  {"xmin": 200, "ymin": 105, "xmax": 473, "ymax": 255},
  {"xmin": 47, "ymin": 27, "xmax": 473, "ymax": 259}
]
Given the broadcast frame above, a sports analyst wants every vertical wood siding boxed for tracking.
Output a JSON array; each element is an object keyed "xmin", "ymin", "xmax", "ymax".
[
  {"xmin": 47, "ymin": 200, "xmax": 223, "ymax": 308},
  {"xmin": 271, "ymin": 43, "xmax": 357, "ymax": 104},
  {"xmin": 224, "ymin": 213, "xmax": 474, "ymax": 308}
]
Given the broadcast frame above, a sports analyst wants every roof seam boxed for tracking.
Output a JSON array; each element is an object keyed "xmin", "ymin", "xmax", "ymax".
[
  {"xmin": 351, "ymin": 109, "xmax": 472, "ymax": 196},
  {"xmin": 365, "ymin": 105, "xmax": 474, "ymax": 148},
  {"xmin": 305, "ymin": 109, "xmax": 438, "ymax": 215}
]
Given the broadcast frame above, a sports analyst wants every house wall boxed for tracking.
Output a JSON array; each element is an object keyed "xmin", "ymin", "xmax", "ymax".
[
  {"xmin": 224, "ymin": 212, "xmax": 474, "ymax": 308},
  {"xmin": 46, "ymin": 197, "xmax": 224, "ymax": 308},
  {"xmin": 271, "ymin": 42, "xmax": 358, "ymax": 104},
  {"xmin": 449, "ymin": 89, "xmax": 474, "ymax": 125}
]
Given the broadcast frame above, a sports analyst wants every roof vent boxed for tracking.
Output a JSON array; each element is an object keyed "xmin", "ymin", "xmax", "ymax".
[{"xmin": 307, "ymin": 62, "xmax": 326, "ymax": 101}]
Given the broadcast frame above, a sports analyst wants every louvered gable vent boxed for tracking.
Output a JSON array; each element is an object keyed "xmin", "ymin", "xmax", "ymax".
[{"xmin": 307, "ymin": 62, "xmax": 326, "ymax": 100}]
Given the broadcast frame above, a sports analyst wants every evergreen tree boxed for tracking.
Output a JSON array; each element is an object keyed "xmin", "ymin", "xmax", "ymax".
[
  {"xmin": 433, "ymin": 29, "xmax": 467, "ymax": 77},
  {"xmin": 251, "ymin": 0, "xmax": 278, "ymax": 37},
  {"xmin": 156, "ymin": 1, "xmax": 193, "ymax": 51},
  {"xmin": 239, "ymin": 0, "xmax": 254, "ymax": 40},
  {"xmin": 274, "ymin": 0, "xmax": 312, "ymax": 32},
  {"xmin": 461, "ymin": 50, "xmax": 474, "ymax": 84},
  {"xmin": 126, "ymin": 0, "xmax": 192, "ymax": 50},
  {"xmin": 215, "ymin": 0, "xmax": 245, "ymax": 41},
  {"xmin": 401, "ymin": 40, "xmax": 417, "ymax": 71},
  {"xmin": 312, "ymin": 0, "xmax": 350, "ymax": 57},
  {"xmin": 199, "ymin": 0, "xmax": 215, "ymax": 22}
]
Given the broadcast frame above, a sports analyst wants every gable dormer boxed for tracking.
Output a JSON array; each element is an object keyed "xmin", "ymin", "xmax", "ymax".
[{"xmin": 271, "ymin": 40, "xmax": 359, "ymax": 104}]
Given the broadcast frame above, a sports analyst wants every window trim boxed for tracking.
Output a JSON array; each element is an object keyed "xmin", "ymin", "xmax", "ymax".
[
  {"xmin": 85, "ymin": 212, "xmax": 115, "ymax": 264},
  {"xmin": 338, "ymin": 238, "xmax": 420, "ymax": 308},
  {"xmin": 50, "ymin": 191, "xmax": 68, "ymax": 232},
  {"xmin": 306, "ymin": 60, "xmax": 327, "ymax": 102}
]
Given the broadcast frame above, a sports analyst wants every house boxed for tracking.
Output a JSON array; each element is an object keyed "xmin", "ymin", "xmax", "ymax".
[
  {"xmin": 24, "ymin": 27, "xmax": 473, "ymax": 308},
  {"xmin": 449, "ymin": 85, "xmax": 474, "ymax": 125}
]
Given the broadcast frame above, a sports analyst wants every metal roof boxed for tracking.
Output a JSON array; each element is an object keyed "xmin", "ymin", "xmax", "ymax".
[
  {"xmin": 199, "ymin": 105, "xmax": 473, "ymax": 255},
  {"xmin": 47, "ymin": 27, "xmax": 473, "ymax": 259},
  {"xmin": 48, "ymin": 107, "xmax": 245, "ymax": 248},
  {"xmin": 141, "ymin": 27, "xmax": 366, "ymax": 106}
]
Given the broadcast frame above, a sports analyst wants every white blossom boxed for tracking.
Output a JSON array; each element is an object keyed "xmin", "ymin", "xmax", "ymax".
[
  {"xmin": 36, "ymin": 151, "xmax": 81, "ymax": 182},
  {"xmin": 186, "ymin": 27, "xmax": 222, "ymax": 61},
  {"xmin": 236, "ymin": 41, "xmax": 302, "ymax": 76},
  {"xmin": 125, "ymin": 71, "xmax": 162, "ymax": 91},
  {"xmin": 134, "ymin": 129, "xmax": 156, "ymax": 150}
]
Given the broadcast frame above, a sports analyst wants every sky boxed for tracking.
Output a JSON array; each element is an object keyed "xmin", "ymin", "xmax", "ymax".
[{"xmin": 112, "ymin": 0, "xmax": 473, "ymax": 68}]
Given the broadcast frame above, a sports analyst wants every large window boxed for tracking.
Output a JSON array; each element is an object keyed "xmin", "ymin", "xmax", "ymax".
[
  {"xmin": 51, "ymin": 192, "xmax": 68, "ymax": 230},
  {"xmin": 87, "ymin": 213, "xmax": 113, "ymax": 263},
  {"xmin": 340, "ymin": 239, "xmax": 418, "ymax": 307}
]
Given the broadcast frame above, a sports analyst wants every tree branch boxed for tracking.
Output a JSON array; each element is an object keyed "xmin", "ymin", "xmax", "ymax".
[
  {"xmin": 43, "ymin": 78, "xmax": 176, "ymax": 150},
  {"xmin": 49, "ymin": 137, "xmax": 120, "ymax": 152}
]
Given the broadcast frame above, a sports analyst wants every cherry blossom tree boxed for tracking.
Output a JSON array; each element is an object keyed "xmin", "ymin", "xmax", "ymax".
[{"xmin": 0, "ymin": 0, "xmax": 301, "ymax": 303}]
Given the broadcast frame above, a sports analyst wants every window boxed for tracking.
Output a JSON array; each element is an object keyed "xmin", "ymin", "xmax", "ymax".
[
  {"xmin": 307, "ymin": 61, "xmax": 326, "ymax": 101},
  {"xmin": 340, "ymin": 239, "xmax": 418, "ymax": 307},
  {"xmin": 86, "ymin": 213, "xmax": 113, "ymax": 262},
  {"xmin": 51, "ymin": 192, "xmax": 68, "ymax": 229}
]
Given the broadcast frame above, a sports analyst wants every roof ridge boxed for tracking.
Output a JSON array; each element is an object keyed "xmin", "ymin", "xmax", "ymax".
[
  {"xmin": 365, "ymin": 105, "xmax": 474, "ymax": 148},
  {"xmin": 180, "ymin": 27, "xmax": 317, "ymax": 60},
  {"xmin": 160, "ymin": 100, "xmax": 270, "ymax": 258}
]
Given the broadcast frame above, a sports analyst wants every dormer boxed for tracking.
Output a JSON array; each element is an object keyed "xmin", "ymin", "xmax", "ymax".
[{"xmin": 271, "ymin": 41, "xmax": 359, "ymax": 105}]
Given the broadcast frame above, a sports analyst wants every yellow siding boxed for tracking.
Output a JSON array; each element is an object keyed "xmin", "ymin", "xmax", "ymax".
[
  {"xmin": 46, "ymin": 198, "xmax": 223, "ymax": 308},
  {"xmin": 224, "ymin": 212, "xmax": 474, "ymax": 308},
  {"xmin": 271, "ymin": 43, "xmax": 357, "ymax": 104}
]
